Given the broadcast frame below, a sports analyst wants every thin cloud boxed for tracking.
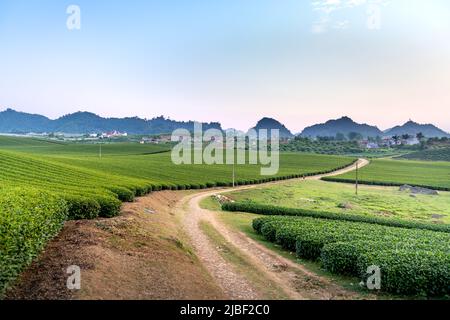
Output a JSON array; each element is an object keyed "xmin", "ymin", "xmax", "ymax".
[{"xmin": 311, "ymin": 0, "xmax": 390, "ymax": 33}]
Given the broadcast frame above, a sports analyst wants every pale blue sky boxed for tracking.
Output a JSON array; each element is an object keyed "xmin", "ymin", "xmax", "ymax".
[{"xmin": 1, "ymin": 0, "xmax": 450, "ymax": 132}]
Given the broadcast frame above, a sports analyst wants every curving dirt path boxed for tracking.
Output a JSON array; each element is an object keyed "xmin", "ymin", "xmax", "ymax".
[{"xmin": 180, "ymin": 159, "xmax": 371, "ymax": 300}]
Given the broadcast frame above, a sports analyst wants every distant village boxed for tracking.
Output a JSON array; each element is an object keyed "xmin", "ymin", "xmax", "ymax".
[
  {"xmin": 18, "ymin": 129, "xmax": 428, "ymax": 151},
  {"xmin": 359, "ymin": 135, "xmax": 421, "ymax": 150}
]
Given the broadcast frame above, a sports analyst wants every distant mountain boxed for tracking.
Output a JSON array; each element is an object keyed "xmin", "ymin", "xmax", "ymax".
[
  {"xmin": 384, "ymin": 120, "xmax": 450, "ymax": 138},
  {"xmin": 300, "ymin": 116, "xmax": 382, "ymax": 138},
  {"xmin": 249, "ymin": 117, "xmax": 294, "ymax": 139},
  {"xmin": 0, "ymin": 108, "xmax": 222, "ymax": 134},
  {"xmin": 0, "ymin": 109, "xmax": 52, "ymax": 133}
]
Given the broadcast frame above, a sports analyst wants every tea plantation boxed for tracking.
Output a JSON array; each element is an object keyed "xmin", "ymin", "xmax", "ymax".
[
  {"xmin": 0, "ymin": 136, "xmax": 356, "ymax": 296},
  {"xmin": 253, "ymin": 215, "xmax": 450, "ymax": 296},
  {"xmin": 323, "ymin": 159, "xmax": 450, "ymax": 191}
]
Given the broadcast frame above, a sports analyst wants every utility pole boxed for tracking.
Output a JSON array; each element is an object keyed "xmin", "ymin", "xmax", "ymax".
[
  {"xmin": 232, "ymin": 129, "xmax": 236, "ymax": 188},
  {"xmin": 99, "ymin": 142, "xmax": 102, "ymax": 159},
  {"xmin": 232, "ymin": 162, "xmax": 235, "ymax": 188},
  {"xmin": 355, "ymin": 160, "xmax": 359, "ymax": 195}
]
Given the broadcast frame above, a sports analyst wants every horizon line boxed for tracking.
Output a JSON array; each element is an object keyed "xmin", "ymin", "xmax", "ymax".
[{"xmin": 1, "ymin": 107, "xmax": 448, "ymax": 134}]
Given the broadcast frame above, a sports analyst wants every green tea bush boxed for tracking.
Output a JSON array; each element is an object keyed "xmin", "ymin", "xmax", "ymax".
[
  {"xmin": 321, "ymin": 240, "xmax": 449, "ymax": 276},
  {"xmin": 95, "ymin": 196, "xmax": 122, "ymax": 218},
  {"xmin": 322, "ymin": 177, "xmax": 450, "ymax": 192},
  {"xmin": 0, "ymin": 188, "xmax": 68, "ymax": 297},
  {"xmin": 108, "ymin": 186, "xmax": 135, "ymax": 202},
  {"xmin": 253, "ymin": 215, "xmax": 450, "ymax": 296},
  {"xmin": 65, "ymin": 195, "xmax": 101, "ymax": 220},
  {"xmin": 224, "ymin": 202, "xmax": 450, "ymax": 233},
  {"xmin": 357, "ymin": 250, "xmax": 450, "ymax": 296}
]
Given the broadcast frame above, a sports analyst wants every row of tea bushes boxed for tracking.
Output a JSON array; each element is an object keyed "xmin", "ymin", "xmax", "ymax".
[
  {"xmin": 223, "ymin": 201, "xmax": 450, "ymax": 233},
  {"xmin": 253, "ymin": 216, "xmax": 450, "ymax": 296},
  {"xmin": 0, "ymin": 187, "xmax": 68, "ymax": 297}
]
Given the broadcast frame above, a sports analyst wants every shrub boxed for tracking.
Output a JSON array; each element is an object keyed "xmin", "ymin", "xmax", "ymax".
[
  {"xmin": 357, "ymin": 250, "xmax": 450, "ymax": 296},
  {"xmin": 108, "ymin": 186, "xmax": 135, "ymax": 202},
  {"xmin": 260, "ymin": 222, "xmax": 278, "ymax": 242},
  {"xmin": 253, "ymin": 215, "xmax": 450, "ymax": 296},
  {"xmin": 133, "ymin": 185, "xmax": 147, "ymax": 196},
  {"xmin": 252, "ymin": 217, "xmax": 266, "ymax": 233},
  {"xmin": 95, "ymin": 196, "xmax": 122, "ymax": 218},
  {"xmin": 65, "ymin": 195, "xmax": 101, "ymax": 220},
  {"xmin": 0, "ymin": 188, "xmax": 68, "ymax": 297},
  {"xmin": 321, "ymin": 240, "xmax": 448, "ymax": 276}
]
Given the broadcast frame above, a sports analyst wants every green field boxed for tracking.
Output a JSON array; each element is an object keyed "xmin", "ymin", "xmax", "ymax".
[
  {"xmin": 0, "ymin": 136, "xmax": 171, "ymax": 156},
  {"xmin": 0, "ymin": 136, "xmax": 357, "ymax": 295},
  {"xmin": 397, "ymin": 147, "xmax": 450, "ymax": 162},
  {"xmin": 0, "ymin": 142, "xmax": 355, "ymax": 214},
  {"xmin": 225, "ymin": 180, "xmax": 450, "ymax": 224},
  {"xmin": 280, "ymin": 138, "xmax": 410, "ymax": 158},
  {"xmin": 323, "ymin": 159, "xmax": 450, "ymax": 191}
]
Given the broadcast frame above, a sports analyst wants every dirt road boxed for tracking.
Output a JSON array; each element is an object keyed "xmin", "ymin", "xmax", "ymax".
[{"xmin": 180, "ymin": 159, "xmax": 370, "ymax": 300}]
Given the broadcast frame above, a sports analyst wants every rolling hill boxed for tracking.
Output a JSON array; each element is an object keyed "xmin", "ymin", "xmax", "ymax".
[
  {"xmin": 384, "ymin": 120, "xmax": 450, "ymax": 138},
  {"xmin": 300, "ymin": 116, "xmax": 383, "ymax": 138},
  {"xmin": 0, "ymin": 109, "xmax": 222, "ymax": 135},
  {"xmin": 249, "ymin": 117, "xmax": 294, "ymax": 139}
]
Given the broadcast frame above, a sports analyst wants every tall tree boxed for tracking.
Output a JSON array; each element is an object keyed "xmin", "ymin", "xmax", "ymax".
[
  {"xmin": 401, "ymin": 134, "xmax": 411, "ymax": 140},
  {"xmin": 416, "ymin": 132, "xmax": 424, "ymax": 140},
  {"xmin": 392, "ymin": 135, "xmax": 400, "ymax": 144},
  {"xmin": 348, "ymin": 132, "xmax": 363, "ymax": 141}
]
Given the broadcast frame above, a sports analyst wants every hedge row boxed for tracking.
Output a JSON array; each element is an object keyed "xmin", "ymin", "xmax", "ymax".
[
  {"xmin": 0, "ymin": 188, "xmax": 68, "ymax": 297},
  {"xmin": 356, "ymin": 249, "xmax": 450, "ymax": 296},
  {"xmin": 63, "ymin": 159, "xmax": 358, "ymax": 220},
  {"xmin": 321, "ymin": 242, "xmax": 450, "ymax": 296},
  {"xmin": 253, "ymin": 216, "xmax": 450, "ymax": 296},
  {"xmin": 321, "ymin": 177, "xmax": 450, "ymax": 192},
  {"xmin": 224, "ymin": 202, "xmax": 450, "ymax": 233}
]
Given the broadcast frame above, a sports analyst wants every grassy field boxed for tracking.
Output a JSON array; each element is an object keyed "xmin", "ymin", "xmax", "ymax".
[
  {"xmin": 323, "ymin": 159, "xmax": 450, "ymax": 191},
  {"xmin": 225, "ymin": 180, "xmax": 450, "ymax": 224}
]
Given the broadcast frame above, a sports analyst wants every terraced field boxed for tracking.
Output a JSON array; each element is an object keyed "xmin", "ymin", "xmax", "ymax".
[
  {"xmin": 0, "ymin": 143, "xmax": 355, "ymax": 218},
  {"xmin": 323, "ymin": 159, "xmax": 450, "ymax": 191},
  {"xmin": 0, "ymin": 148, "xmax": 350, "ymax": 215}
]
